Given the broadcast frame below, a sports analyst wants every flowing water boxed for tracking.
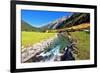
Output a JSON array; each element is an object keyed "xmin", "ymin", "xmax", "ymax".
[
  {"xmin": 30, "ymin": 32, "xmax": 75, "ymax": 62},
  {"xmin": 39, "ymin": 45, "xmax": 61, "ymax": 62}
]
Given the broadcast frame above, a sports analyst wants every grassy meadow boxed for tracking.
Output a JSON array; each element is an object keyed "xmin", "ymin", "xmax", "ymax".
[
  {"xmin": 22, "ymin": 31, "xmax": 57, "ymax": 47},
  {"xmin": 70, "ymin": 31, "xmax": 90, "ymax": 60}
]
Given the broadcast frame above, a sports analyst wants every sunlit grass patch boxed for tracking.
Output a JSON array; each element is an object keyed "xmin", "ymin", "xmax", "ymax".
[{"xmin": 22, "ymin": 31, "xmax": 57, "ymax": 47}]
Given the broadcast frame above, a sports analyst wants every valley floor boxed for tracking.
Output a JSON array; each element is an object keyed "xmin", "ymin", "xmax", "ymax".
[{"xmin": 21, "ymin": 30, "xmax": 90, "ymax": 62}]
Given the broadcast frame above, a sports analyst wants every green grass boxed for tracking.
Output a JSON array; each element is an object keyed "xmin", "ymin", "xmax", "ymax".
[
  {"xmin": 70, "ymin": 31, "xmax": 90, "ymax": 60},
  {"xmin": 22, "ymin": 31, "xmax": 57, "ymax": 47}
]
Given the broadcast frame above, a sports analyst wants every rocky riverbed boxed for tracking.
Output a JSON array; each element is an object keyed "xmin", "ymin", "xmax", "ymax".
[{"xmin": 21, "ymin": 34, "xmax": 58, "ymax": 63}]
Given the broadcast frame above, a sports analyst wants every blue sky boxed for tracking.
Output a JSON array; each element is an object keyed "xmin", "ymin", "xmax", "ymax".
[{"xmin": 21, "ymin": 10, "xmax": 73, "ymax": 27}]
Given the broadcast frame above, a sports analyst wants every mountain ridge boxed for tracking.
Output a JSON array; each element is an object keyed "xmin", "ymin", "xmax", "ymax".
[{"xmin": 41, "ymin": 13, "xmax": 90, "ymax": 31}]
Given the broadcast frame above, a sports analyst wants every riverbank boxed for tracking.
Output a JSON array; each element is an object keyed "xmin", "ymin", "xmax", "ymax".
[
  {"xmin": 70, "ymin": 31, "xmax": 90, "ymax": 60},
  {"xmin": 21, "ymin": 34, "xmax": 58, "ymax": 63}
]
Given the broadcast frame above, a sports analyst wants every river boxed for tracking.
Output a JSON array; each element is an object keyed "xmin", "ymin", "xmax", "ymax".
[{"xmin": 30, "ymin": 32, "xmax": 75, "ymax": 62}]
